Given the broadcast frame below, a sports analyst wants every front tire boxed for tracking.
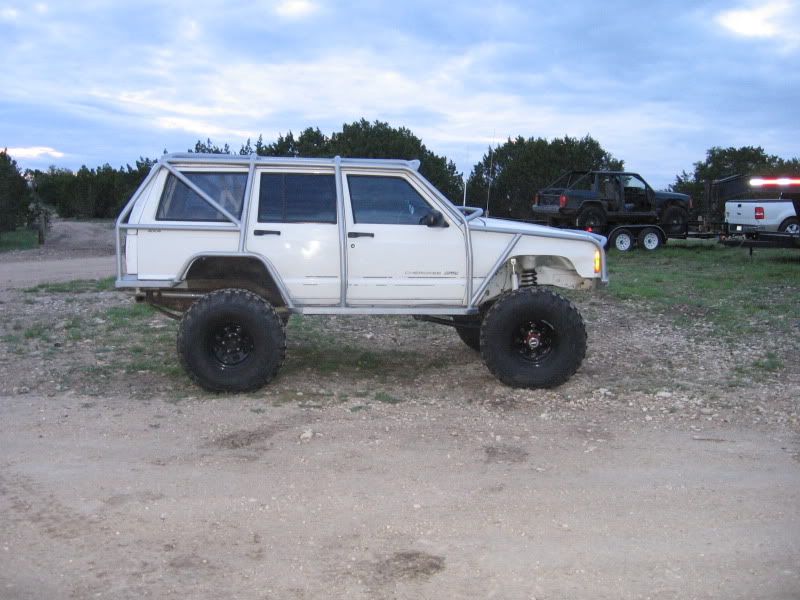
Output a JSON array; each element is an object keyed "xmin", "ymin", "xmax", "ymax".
[
  {"xmin": 177, "ymin": 289, "xmax": 286, "ymax": 392},
  {"xmin": 480, "ymin": 288, "xmax": 587, "ymax": 388}
]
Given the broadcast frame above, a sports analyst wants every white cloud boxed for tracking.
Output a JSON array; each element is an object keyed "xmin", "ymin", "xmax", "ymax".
[
  {"xmin": 0, "ymin": 7, "xmax": 19, "ymax": 21},
  {"xmin": 273, "ymin": 0, "xmax": 318, "ymax": 18},
  {"xmin": 6, "ymin": 146, "xmax": 64, "ymax": 159},
  {"xmin": 716, "ymin": 1, "xmax": 798, "ymax": 47}
]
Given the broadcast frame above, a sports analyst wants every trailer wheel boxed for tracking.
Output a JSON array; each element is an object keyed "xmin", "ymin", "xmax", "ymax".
[
  {"xmin": 480, "ymin": 288, "xmax": 586, "ymax": 388},
  {"xmin": 576, "ymin": 206, "xmax": 607, "ymax": 233},
  {"xmin": 610, "ymin": 229, "xmax": 634, "ymax": 252},
  {"xmin": 638, "ymin": 228, "xmax": 662, "ymax": 251}
]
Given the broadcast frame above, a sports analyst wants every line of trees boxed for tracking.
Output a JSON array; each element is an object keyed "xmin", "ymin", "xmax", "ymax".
[{"xmin": 3, "ymin": 120, "xmax": 799, "ymax": 229}]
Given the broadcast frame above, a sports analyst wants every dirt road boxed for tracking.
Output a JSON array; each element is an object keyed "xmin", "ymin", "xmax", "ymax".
[
  {"xmin": 0, "ymin": 220, "xmax": 115, "ymax": 287},
  {"xmin": 1, "ymin": 221, "xmax": 798, "ymax": 599},
  {"xmin": 2, "ymin": 395, "xmax": 798, "ymax": 600}
]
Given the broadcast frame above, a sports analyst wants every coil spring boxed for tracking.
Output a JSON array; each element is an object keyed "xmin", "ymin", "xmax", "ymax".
[{"xmin": 520, "ymin": 269, "xmax": 537, "ymax": 287}]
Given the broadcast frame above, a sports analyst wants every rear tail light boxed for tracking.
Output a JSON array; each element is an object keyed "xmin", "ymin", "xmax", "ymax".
[
  {"xmin": 755, "ymin": 206, "xmax": 765, "ymax": 220},
  {"xmin": 559, "ymin": 193, "xmax": 567, "ymax": 208},
  {"xmin": 594, "ymin": 250, "xmax": 601, "ymax": 274},
  {"xmin": 688, "ymin": 196, "xmax": 693, "ymax": 210},
  {"xmin": 533, "ymin": 193, "xmax": 539, "ymax": 206}
]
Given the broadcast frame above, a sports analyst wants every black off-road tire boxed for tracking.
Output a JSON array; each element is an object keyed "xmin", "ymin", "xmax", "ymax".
[
  {"xmin": 480, "ymin": 288, "xmax": 586, "ymax": 388},
  {"xmin": 177, "ymin": 289, "xmax": 286, "ymax": 392},
  {"xmin": 661, "ymin": 206, "xmax": 688, "ymax": 235},
  {"xmin": 575, "ymin": 206, "xmax": 607, "ymax": 232},
  {"xmin": 453, "ymin": 316, "xmax": 481, "ymax": 352}
]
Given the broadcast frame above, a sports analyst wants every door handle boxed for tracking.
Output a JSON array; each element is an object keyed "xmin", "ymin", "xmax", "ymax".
[
  {"xmin": 254, "ymin": 229, "xmax": 281, "ymax": 236},
  {"xmin": 347, "ymin": 232, "xmax": 374, "ymax": 238}
]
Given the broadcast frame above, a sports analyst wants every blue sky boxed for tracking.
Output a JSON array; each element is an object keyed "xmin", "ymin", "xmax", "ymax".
[{"xmin": 1, "ymin": 0, "xmax": 798, "ymax": 190}]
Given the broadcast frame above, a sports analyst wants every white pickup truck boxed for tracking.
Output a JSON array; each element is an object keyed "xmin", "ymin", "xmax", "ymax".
[
  {"xmin": 725, "ymin": 199, "xmax": 798, "ymax": 235},
  {"xmin": 724, "ymin": 178, "xmax": 800, "ymax": 236}
]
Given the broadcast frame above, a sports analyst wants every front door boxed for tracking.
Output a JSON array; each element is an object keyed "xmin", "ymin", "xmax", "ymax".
[{"xmin": 342, "ymin": 171, "xmax": 467, "ymax": 305}]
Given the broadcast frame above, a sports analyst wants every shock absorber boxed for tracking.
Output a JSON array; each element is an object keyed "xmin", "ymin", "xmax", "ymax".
[{"xmin": 520, "ymin": 269, "xmax": 537, "ymax": 287}]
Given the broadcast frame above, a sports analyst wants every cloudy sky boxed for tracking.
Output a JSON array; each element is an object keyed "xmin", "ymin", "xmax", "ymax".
[{"xmin": 2, "ymin": 0, "xmax": 798, "ymax": 189}]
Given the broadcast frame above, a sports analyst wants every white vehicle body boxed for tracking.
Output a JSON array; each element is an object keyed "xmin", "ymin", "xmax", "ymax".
[
  {"xmin": 116, "ymin": 154, "xmax": 607, "ymax": 314},
  {"xmin": 725, "ymin": 198, "xmax": 798, "ymax": 234}
]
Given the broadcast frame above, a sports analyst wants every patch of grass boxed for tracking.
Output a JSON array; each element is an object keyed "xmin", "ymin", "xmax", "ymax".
[
  {"xmin": 605, "ymin": 241, "xmax": 800, "ymax": 341},
  {"xmin": 24, "ymin": 277, "xmax": 115, "ymax": 294},
  {"xmin": 0, "ymin": 228, "xmax": 38, "ymax": 252},
  {"xmin": 106, "ymin": 302, "xmax": 155, "ymax": 325},
  {"xmin": 23, "ymin": 323, "xmax": 51, "ymax": 341},
  {"xmin": 374, "ymin": 391, "xmax": 403, "ymax": 404},
  {"xmin": 752, "ymin": 352, "xmax": 784, "ymax": 372},
  {"xmin": 284, "ymin": 315, "xmax": 448, "ymax": 378}
]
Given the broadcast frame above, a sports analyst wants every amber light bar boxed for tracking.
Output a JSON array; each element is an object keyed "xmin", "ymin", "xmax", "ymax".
[{"xmin": 750, "ymin": 177, "xmax": 800, "ymax": 187}]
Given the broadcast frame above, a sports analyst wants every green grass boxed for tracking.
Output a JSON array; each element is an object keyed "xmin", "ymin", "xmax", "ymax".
[
  {"xmin": 0, "ymin": 228, "xmax": 38, "ymax": 252},
  {"xmin": 284, "ymin": 315, "xmax": 449, "ymax": 378},
  {"xmin": 605, "ymin": 240, "xmax": 800, "ymax": 340},
  {"xmin": 24, "ymin": 277, "xmax": 115, "ymax": 294}
]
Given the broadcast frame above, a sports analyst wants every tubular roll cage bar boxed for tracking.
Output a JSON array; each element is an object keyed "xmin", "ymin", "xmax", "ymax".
[{"xmin": 115, "ymin": 153, "xmax": 606, "ymax": 315}]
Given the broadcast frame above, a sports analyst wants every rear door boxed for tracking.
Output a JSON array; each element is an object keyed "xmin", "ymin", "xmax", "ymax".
[
  {"xmin": 342, "ymin": 170, "xmax": 467, "ymax": 305},
  {"xmin": 245, "ymin": 168, "xmax": 340, "ymax": 305}
]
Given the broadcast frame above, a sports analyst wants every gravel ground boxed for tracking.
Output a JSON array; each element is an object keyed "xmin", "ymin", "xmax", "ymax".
[{"xmin": 0, "ymin": 221, "xmax": 798, "ymax": 599}]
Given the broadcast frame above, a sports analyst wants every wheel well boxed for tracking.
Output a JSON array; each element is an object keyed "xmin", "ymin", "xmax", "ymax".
[
  {"xmin": 779, "ymin": 216, "xmax": 799, "ymax": 231},
  {"xmin": 183, "ymin": 256, "xmax": 286, "ymax": 307}
]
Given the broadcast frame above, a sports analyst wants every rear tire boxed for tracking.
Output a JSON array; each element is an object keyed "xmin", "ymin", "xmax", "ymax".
[
  {"xmin": 576, "ymin": 206, "xmax": 607, "ymax": 233},
  {"xmin": 177, "ymin": 289, "xmax": 286, "ymax": 392},
  {"xmin": 779, "ymin": 217, "xmax": 799, "ymax": 235},
  {"xmin": 638, "ymin": 228, "xmax": 662, "ymax": 251},
  {"xmin": 480, "ymin": 288, "xmax": 586, "ymax": 388},
  {"xmin": 661, "ymin": 206, "xmax": 688, "ymax": 235},
  {"xmin": 455, "ymin": 324, "xmax": 481, "ymax": 352}
]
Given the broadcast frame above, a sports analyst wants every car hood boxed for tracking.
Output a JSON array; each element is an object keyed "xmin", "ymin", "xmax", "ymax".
[
  {"xmin": 654, "ymin": 191, "xmax": 690, "ymax": 202},
  {"xmin": 469, "ymin": 217, "xmax": 607, "ymax": 247}
]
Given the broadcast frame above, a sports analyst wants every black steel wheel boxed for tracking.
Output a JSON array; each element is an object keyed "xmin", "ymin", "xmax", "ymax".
[
  {"xmin": 576, "ymin": 206, "xmax": 607, "ymax": 233},
  {"xmin": 480, "ymin": 288, "xmax": 586, "ymax": 388},
  {"xmin": 178, "ymin": 289, "xmax": 286, "ymax": 392}
]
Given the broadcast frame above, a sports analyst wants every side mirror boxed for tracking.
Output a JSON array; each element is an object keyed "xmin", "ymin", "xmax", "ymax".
[{"xmin": 422, "ymin": 210, "xmax": 448, "ymax": 228}]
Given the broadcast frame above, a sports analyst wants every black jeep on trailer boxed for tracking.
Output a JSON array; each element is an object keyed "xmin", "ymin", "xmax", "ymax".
[{"xmin": 531, "ymin": 170, "xmax": 692, "ymax": 251}]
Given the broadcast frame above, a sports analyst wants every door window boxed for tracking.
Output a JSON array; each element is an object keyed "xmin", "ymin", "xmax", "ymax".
[
  {"xmin": 348, "ymin": 175, "xmax": 436, "ymax": 225},
  {"xmin": 258, "ymin": 173, "xmax": 337, "ymax": 223}
]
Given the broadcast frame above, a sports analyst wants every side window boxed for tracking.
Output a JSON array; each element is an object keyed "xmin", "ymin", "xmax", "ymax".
[
  {"xmin": 258, "ymin": 173, "xmax": 337, "ymax": 223},
  {"xmin": 156, "ymin": 172, "xmax": 247, "ymax": 222},
  {"xmin": 347, "ymin": 175, "xmax": 435, "ymax": 225}
]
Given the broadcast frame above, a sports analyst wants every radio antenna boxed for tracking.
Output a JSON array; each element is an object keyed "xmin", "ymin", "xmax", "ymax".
[{"xmin": 485, "ymin": 131, "xmax": 495, "ymax": 216}]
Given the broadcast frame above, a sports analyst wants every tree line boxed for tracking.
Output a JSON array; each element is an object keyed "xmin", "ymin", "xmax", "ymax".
[{"xmin": 2, "ymin": 118, "xmax": 799, "ymax": 233}]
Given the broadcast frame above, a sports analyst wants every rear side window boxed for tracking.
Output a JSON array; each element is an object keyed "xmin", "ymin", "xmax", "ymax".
[
  {"xmin": 156, "ymin": 172, "xmax": 248, "ymax": 221},
  {"xmin": 258, "ymin": 173, "xmax": 337, "ymax": 223},
  {"xmin": 347, "ymin": 175, "xmax": 435, "ymax": 225}
]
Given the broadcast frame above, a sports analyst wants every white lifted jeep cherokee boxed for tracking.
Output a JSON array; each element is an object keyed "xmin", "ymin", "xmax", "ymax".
[{"xmin": 116, "ymin": 153, "xmax": 607, "ymax": 392}]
